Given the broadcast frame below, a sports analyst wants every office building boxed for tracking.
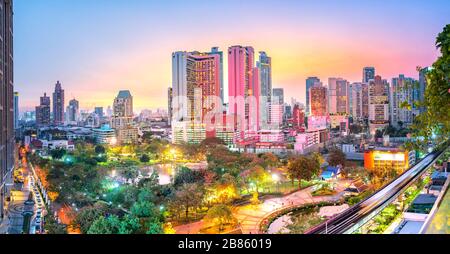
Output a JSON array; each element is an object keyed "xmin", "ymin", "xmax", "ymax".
[
  {"xmin": 228, "ymin": 46, "xmax": 260, "ymax": 142},
  {"xmin": 390, "ymin": 75, "xmax": 417, "ymax": 128},
  {"xmin": 14, "ymin": 92, "xmax": 19, "ymax": 129},
  {"xmin": 168, "ymin": 87, "xmax": 173, "ymax": 126},
  {"xmin": 272, "ymin": 88, "xmax": 284, "ymax": 105},
  {"xmin": 309, "ymin": 84, "xmax": 328, "ymax": 116},
  {"xmin": 94, "ymin": 107, "xmax": 104, "ymax": 118},
  {"xmin": 257, "ymin": 51, "xmax": 272, "ymax": 127},
  {"xmin": 36, "ymin": 93, "xmax": 51, "ymax": 127},
  {"xmin": 66, "ymin": 98, "xmax": 79, "ymax": 123},
  {"xmin": 52, "ymin": 81, "xmax": 65, "ymax": 125},
  {"xmin": 171, "ymin": 50, "xmax": 222, "ymax": 143},
  {"xmin": 0, "ymin": 0, "xmax": 14, "ymax": 219},
  {"xmin": 292, "ymin": 104, "xmax": 305, "ymax": 128},
  {"xmin": 368, "ymin": 75, "xmax": 389, "ymax": 134},
  {"xmin": 111, "ymin": 90, "xmax": 138, "ymax": 144},
  {"xmin": 306, "ymin": 77, "xmax": 321, "ymax": 115},
  {"xmin": 363, "ymin": 67, "xmax": 375, "ymax": 83},
  {"xmin": 328, "ymin": 78, "xmax": 349, "ymax": 115}
]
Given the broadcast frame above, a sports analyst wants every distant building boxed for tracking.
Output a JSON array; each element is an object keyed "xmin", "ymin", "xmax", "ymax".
[
  {"xmin": 94, "ymin": 107, "xmax": 104, "ymax": 118},
  {"xmin": 228, "ymin": 46, "xmax": 260, "ymax": 142},
  {"xmin": 14, "ymin": 92, "xmax": 19, "ymax": 129},
  {"xmin": 292, "ymin": 104, "xmax": 305, "ymax": 128},
  {"xmin": 167, "ymin": 87, "xmax": 173, "ymax": 126},
  {"xmin": 328, "ymin": 78, "xmax": 349, "ymax": 115},
  {"xmin": 272, "ymin": 88, "xmax": 284, "ymax": 105},
  {"xmin": 368, "ymin": 75, "xmax": 389, "ymax": 134},
  {"xmin": 92, "ymin": 124, "xmax": 117, "ymax": 144},
  {"xmin": 52, "ymin": 81, "xmax": 65, "ymax": 125},
  {"xmin": 36, "ymin": 93, "xmax": 51, "ymax": 127},
  {"xmin": 257, "ymin": 51, "xmax": 272, "ymax": 127},
  {"xmin": 363, "ymin": 67, "xmax": 375, "ymax": 83},
  {"xmin": 309, "ymin": 84, "xmax": 328, "ymax": 116},
  {"xmin": 390, "ymin": 74, "xmax": 418, "ymax": 128},
  {"xmin": 111, "ymin": 90, "xmax": 138, "ymax": 144},
  {"xmin": 306, "ymin": 77, "xmax": 321, "ymax": 115},
  {"xmin": 66, "ymin": 98, "xmax": 79, "ymax": 124}
]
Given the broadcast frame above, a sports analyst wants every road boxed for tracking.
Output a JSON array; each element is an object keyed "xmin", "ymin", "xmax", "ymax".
[
  {"xmin": 174, "ymin": 179, "xmax": 351, "ymax": 234},
  {"xmin": 306, "ymin": 147, "xmax": 446, "ymax": 234}
]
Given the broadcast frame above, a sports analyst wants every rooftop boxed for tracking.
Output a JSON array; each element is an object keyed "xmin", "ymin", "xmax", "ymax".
[
  {"xmin": 117, "ymin": 90, "xmax": 132, "ymax": 98},
  {"xmin": 412, "ymin": 194, "xmax": 437, "ymax": 205}
]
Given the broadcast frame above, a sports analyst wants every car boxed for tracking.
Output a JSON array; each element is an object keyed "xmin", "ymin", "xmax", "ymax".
[
  {"xmin": 36, "ymin": 218, "xmax": 41, "ymax": 224},
  {"xmin": 35, "ymin": 225, "xmax": 41, "ymax": 233}
]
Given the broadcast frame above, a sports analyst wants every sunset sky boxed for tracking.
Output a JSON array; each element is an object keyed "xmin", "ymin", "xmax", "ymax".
[{"xmin": 15, "ymin": 0, "xmax": 450, "ymax": 113}]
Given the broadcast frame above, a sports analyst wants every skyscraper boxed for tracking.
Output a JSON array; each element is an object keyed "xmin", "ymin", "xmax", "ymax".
[
  {"xmin": 328, "ymin": 78, "xmax": 349, "ymax": 115},
  {"xmin": 292, "ymin": 104, "xmax": 305, "ymax": 128},
  {"xmin": 0, "ymin": 0, "xmax": 14, "ymax": 219},
  {"xmin": 111, "ymin": 90, "xmax": 134, "ymax": 129},
  {"xmin": 361, "ymin": 83, "xmax": 369, "ymax": 119},
  {"xmin": 390, "ymin": 74, "xmax": 416, "ymax": 127},
  {"xmin": 167, "ymin": 87, "xmax": 173, "ymax": 126},
  {"xmin": 94, "ymin": 107, "xmax": 104, "ymax": 118},
  {"xmin": 210, "ymin": 47, "xmax": 224, "ymax": 103},
  {"xmin": 306, "ymin": 77, "xmax": 320, "ymax": 115},
  {"xmin": 351, "ymin": 83, "xmax": 363, "ymax": 120},
  {"xmin": 363, "ymin": 67, "xmax": 375, "ymax": 83},
  {"xmin": 111, "ymin": 90, "xmax": 138, "ymax": 144},
  {"xmin": 172, "ymin": 50, "xmax": 222, "ymax": 143},
  {"xmin": 14, "ymin": 92, "xmax": 19, "ymax": 129},
  {"xmin": 36, "ymin": 93, "xmax": 51, "ymax": 127},
  {"xmin": 52, "ymin": 81, "xmax": 65, "ymax": 125},
  {"xmin": 257, "ymin": 51, "xmax": 272, "ymax": 127},
  {"xmin": 418, "ymin": 67, "xmax": 432, "ymax": 114},
  {"xmin": 228, "ymin": 46, "xmax": 260, "ymax": 141},
  {"xmin": 368, "ymin": 75, "xmax": 389, "ymax": 134},
  {"xmin": 310, "ymin": 84, "xmax": 328, "ymax": 116},
  {"xmin": 66, "ymin": 99, "xmax": 79, "ymax": 123}
]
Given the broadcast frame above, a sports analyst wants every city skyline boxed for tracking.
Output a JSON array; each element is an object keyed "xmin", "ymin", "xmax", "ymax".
[{"xmin": 15, "ymin": 0, "xmax": 449, "ymax": 112}]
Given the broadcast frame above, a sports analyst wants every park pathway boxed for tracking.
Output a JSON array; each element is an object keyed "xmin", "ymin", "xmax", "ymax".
[{"xmin": 174, "ymin": 179, "xmax": 351, "ymax": 234}]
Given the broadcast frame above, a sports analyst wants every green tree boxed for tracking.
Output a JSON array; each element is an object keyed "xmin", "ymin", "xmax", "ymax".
[
  {"xmin": 140, "ymin": 154, "xmax": 150, "ymax": 163},
  {"xmin": 94, "ymin": 145, "xmax": 106, "ymax": 155},
  {"xmin": 87, "ymin": 215, "xmax": 121, "ymax": 234},
  {"xmin": 327, "ymin": 148, "xmax": 347, "ymax": 167},
  {"xmin": 50, "ymin": 148, "xmax": 66, "ymax": 160},
  {"xmin": 171, "ymin": 183, "xmax": 204, "ymax": 221},
  {"xmin": 410, "ymin": 25, "xmax": 450, "ymax": 150},
  {"xmin": 74, "ymin": 202, "xmax": 108, "ymax": 234},
  {"xmin": 240, "ymin": 165, "xmax": 270, "ymax": 194},
  {"xmin": 203, "ymin": 205, "xmax": 237, "ymax": 232},
  {"xmin": 287, "ymin": 156, "xmax": 316, "ymax": 189}
]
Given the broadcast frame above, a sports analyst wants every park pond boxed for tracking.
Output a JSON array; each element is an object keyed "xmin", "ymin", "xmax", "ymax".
[{"xmin": 111, "ymin": 162, "xmax": 208, "ymax": 185}]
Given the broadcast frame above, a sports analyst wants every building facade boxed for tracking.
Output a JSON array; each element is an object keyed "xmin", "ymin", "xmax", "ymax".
[
  {"xmin": 257, "ymin": 51, "xmax": 272, "ymax": 127},
  {"xmin": 0, "ymin": 0, "xmax": 14, "ymax": 220},
  {"xmin": 171, "ymin": 49, "xmax": 223, "ymax": 144},
  {"xmin": 309, "ymin": 84, "xmax": 328, "ymax": 116},
  {"xmin": 66, "ymin": 98, "xmax": 79, "ymax": 123},
  {"xmin": 36, "ymin": 93, "xmax": 51, "ymax": 127},
  {"xmin": 13, "ymin": 91, "xmax": 18, "ymax": 129},
  {"xmin": 52, "ymin": 81, "xmax": 65, "ymax": 125},
  {"xmin": 363, "ymin": 67, "xmax": 375, "ymax": 83},
  {"xmin": 368, "ymin": 75, "xmax": 389, "ymax": 134},
  {"xmin": 228, "ymin": 46, "xmax": 260, "ymax": 143},
  {"xmin": 306, "ymin": 77, "xmax": 320, "ymax": 116}
]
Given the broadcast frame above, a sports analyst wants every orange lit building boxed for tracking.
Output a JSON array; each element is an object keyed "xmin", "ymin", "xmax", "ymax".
[{"xmin": 364, "ymin": 148, "xmax": 416, "ymax": 172}]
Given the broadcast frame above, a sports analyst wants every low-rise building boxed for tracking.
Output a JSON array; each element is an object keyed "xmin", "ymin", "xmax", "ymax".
[
  {"xmin": 364, "ymin": 147, "xmax": 416, "ymax": 172},
  {"xmin": 92, "ymin": 125, "xmax": 117, "ymax": 145}
]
